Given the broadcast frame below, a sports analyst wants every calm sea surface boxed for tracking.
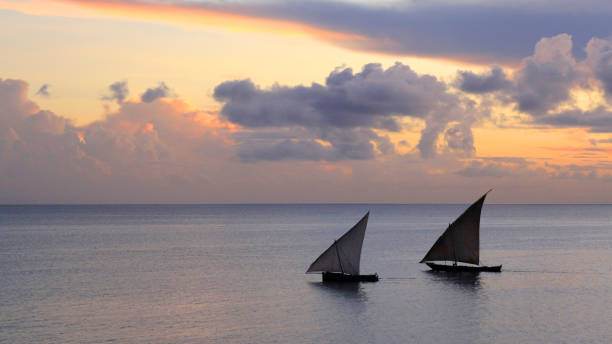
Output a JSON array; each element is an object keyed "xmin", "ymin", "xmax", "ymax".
[{"xmin": 1, "ymin": 204, "xmax": 611, "ymax": 343}]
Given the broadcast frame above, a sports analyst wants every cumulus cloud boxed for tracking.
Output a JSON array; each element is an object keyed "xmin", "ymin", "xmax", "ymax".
[
  {"xmin": 0, "ymin": 78, "xmax": 233, "ymax": 203},
  {"xmin": 458, "ymin": 34, "xmax": 612, "ymax": 133},
  {"xmin": 35, "ymin": 84, "xmax": 50, "ymax": 97},
  {"xmin": 214, "ymin": 62, "xmax": 447, "ymax": 130},
  {"xmin": 0, "ymin": 79, "xmax": 95, "ymax": 199},
  {"xmin": 103, "ymin": 81, "xmax": 129, "ymax": 104},
  {"xmin": 511, "ymin": 34, "xmax": 579, "ymax": 115},
  {"xmin": 215, "ymin": 62, "xmax": 479, "ymax": 161},
  {"xmin": 443, "ymin": 123, "xmax": 476, "ymax": 156},
  {"xmin": 141, "ymin": 82, "xmax": 172, "ymax": 103}
]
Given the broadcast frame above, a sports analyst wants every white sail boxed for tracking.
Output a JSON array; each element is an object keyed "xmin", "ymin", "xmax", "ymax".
[
  {"xmin": 306, "ymin": 212, "xmax": 369, "ymax": 275},
  {"xmin": 420, "ymin": 191, "xmax": 490, "ymax": 265}
]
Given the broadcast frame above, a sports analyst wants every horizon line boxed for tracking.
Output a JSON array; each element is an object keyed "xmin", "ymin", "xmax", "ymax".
[{"xmin": 2, "ymin": 202, "xmax": 611, "ymax": 206}]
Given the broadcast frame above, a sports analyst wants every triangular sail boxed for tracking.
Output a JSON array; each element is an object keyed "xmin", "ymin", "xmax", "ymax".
[
  {"xmin": 420, "ymin": 191, "xmax": 490, "ymax": 265},
  {"xmin": 306, "ymin": 212, "xmax": 369, "ymax": 275}
]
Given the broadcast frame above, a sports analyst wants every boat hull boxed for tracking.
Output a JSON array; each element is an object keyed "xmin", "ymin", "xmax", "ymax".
[
  {"xmin": 425, "ymin": 262, "xmax": 502, "ymax": 272},
  {"xmin": 322, "ymin": 272, "xmax": 379, "ymax": 282}
]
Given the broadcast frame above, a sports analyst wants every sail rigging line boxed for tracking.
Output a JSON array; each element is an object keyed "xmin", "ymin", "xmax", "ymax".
[{"xmin": 452, "ymin": 228, "xmax": 457, "ymax": 266}]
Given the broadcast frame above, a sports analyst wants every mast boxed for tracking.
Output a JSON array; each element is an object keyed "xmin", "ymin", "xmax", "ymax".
[
  {"xmin": 452, "ymin": 238, "xmax": 457, "ymax": 266},
  {"xmin": 449, "ymin": 222, "xmax": 457, "ymax": 266},
  {"xmin": 334, "ymin": 241, "xmax": 344, "ymax": 273}
]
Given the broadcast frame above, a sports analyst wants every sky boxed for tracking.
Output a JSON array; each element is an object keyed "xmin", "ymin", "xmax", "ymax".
[{"xmin": 1, "ymin": 0, "xmax": 612, "ymax": 204}]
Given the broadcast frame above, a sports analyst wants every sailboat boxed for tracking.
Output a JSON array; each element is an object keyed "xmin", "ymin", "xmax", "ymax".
[
  {"xmin": 306, "ymin": 212, "xmax": 379, "ymax": 282},
  {"xmin": 420, "ymin": 190, "xmax": 502, "ymax": 272}
]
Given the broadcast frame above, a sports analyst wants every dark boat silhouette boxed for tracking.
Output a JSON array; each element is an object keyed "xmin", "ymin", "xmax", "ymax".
[
  {"xmin": 420, "ymin": 190, "xmax": 501, "ymax": 273},
  {"xmin": 307, "ymin": 212, "xmax": 379, "ymax": 282}
]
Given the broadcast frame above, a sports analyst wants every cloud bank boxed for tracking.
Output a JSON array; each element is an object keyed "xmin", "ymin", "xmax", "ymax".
[
  {"xmin": 214, "ymin": 62, "xmax": 479, "ymax": 161},
  {"xmin": 0, "ymin": 78, "xmax": 234, "ymax": 203},
  {"xmin": 3, "ymin": 33, "xmax": 612, "ymax": 202},
  {"xmin": 65, "ymin": 0, "xmax": 612, "ymax": 64},
  {"xmin": 212, "ymin": 34, "xmax": 612, "ymax": 163}
]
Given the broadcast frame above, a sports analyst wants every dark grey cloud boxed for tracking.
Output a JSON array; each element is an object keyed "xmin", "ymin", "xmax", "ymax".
[
  {"xmin": 103, "ymin": 81, "xmax": 129, "ymax": 104},
  {"xmin": 159, "ymin": 0, "xmax": 612, "ymax": 64},
  {"xmin": 141, "ymin": 82, "xmax": 172, "ymax": 103},
  {"xmin": 36, "ymin": 84, "xmax": 50, "ymax": 97},
  {"xmin": 214, "ymin": 63, "xmax": 448, "ymax": 130},
  {"xmin": 456, "ymin": 66, "xmax": 510, "ymax": 94},
  {"xmin": 535, "ymin": 107, "xmax": 612, "ymax": 132},
  {"xmin": 214, "ymin": 62, "xmax": 477, "ymax": 161},
  {"xmin": 594, "ymin": 55, "xmax": 612, "ymax": 96}
]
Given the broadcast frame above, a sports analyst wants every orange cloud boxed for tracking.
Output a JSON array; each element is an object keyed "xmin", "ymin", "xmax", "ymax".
[
  {"xmin": 0, "ymin": 0, "xmax": 498, "ymax": 67},
  {"xmin": 141, "ymin": 122, "xmax": 155, "ymax": 134},
  {"xmin": 320, "ymin": 163, "xmax": 353, "ymax": 176}
]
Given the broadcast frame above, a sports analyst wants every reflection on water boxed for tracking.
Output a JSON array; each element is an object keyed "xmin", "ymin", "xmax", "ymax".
[
  {"xmin": 424, "ymin": 270, "xmax": 482, "ymax": 291},
  {"xmin": 418, "ymin": 270, "xmax": 487, "ymax": 343},
  {"xmin": 308, "ymin": 281, "xmax": 368, "ymax": 301},
  {"xmin": 305, "ymin": 280, "xmax": 374, "ymax": 342}
]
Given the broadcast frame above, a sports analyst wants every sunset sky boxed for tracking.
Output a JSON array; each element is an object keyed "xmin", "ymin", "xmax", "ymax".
[{"xmin": 1, "ymin": 0, "xmax": 612, "ymax": 203}]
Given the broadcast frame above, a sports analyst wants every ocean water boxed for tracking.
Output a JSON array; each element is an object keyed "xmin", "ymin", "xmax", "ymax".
[{"xmin": 0, "ymin": 204, "xmax": 611, "ymax": 343}]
